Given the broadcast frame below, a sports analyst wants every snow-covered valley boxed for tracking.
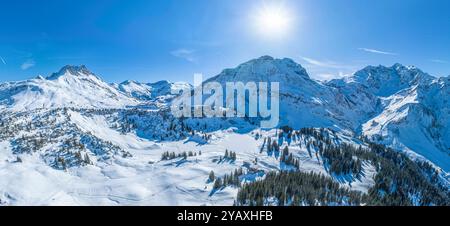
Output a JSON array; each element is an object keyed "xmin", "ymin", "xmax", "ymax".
[
  {"xmin": 0, "ymin": 56, "xmax": 449, "ymax": 206},
  {"xmin": 0, "ymin": 109, "xmax": 379, "ymax": 205}
]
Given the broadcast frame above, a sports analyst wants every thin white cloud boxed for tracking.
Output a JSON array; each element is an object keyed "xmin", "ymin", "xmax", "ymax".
[
  {"xmin": 430, "ymin": 59, "xmax": 448, "ymax": 64},
  {"xmin": 170, "ymin": 49, "xmax": 198, "ymax": 63},
  {"xmin": 315, "ymin": 72, "xmax": 353, "ymax": 81},
  {"xmin": 0, "ymin": 56, "xmax": 6, "ymax": 65},
  {"xmin": 359, "ymin": 48, "xmax": 398, "ymax": 56},
  {"xmin": 300, "ymin": 57, "xmax": 347, "ymax": 69},
  {"xmin": 299, "ymin": 56, "xmax": 357, "ymax": 81},
  {"xmin": 315, "ymin": 73, "xmax": 338, "ymax": 81},
  {"xmin": 21, "ymin": 59, "xmax": 35, "ymax": 70}
]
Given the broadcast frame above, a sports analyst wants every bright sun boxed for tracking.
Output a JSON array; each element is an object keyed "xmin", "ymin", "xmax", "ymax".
[{"xmin": 253, "ymin": 3, "xmax": 293, "ymax": 39}]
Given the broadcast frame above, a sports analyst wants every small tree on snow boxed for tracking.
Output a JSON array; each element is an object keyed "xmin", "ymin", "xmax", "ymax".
[
  {"xmin": 213, "ymin": 177, "xmax": 223, "ymax": 190},
  {"xmin": 84, "ymin": 153, "xmax": 91, "ymax": 165},
  {"xmin": 208, "ymin": 171, "xmax": 215, "ymax": 182}
]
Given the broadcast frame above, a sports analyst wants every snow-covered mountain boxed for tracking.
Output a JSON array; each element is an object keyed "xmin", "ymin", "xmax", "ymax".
[
  {"xmin": 0, "ymin": 57, "xmax": 449, "ymax": 206},
  {"xmin": 114, "ymin": 80, "xmax": 191, "ymax": 101},
  {"xmin": 204, "ymin": 56, "xmax": 378, "ymax": 130},
  {"xmin": 203, "ymin": 57, "xmax": 449, "ymax": 172},
  {"xmin": 325, "ymin": 65, "xmax": 449, "ymax": 172},
  {"xmin": 0, "ymin": 65, "xmax": 192, "ymax": 112},
  {"xmin": 361, "ymin": 75, "xmax": 450, "ymax": 171},
  {"xmin": 0, "ymin": 65, "xmax": 138, "ymax": 111},
  {"xmin": 336, "ymin": 63, "xmax": 434, "ymax": 97}
]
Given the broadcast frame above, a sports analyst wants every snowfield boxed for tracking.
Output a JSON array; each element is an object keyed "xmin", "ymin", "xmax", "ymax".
[
  {"xmin": 0, "ymin": 118, "xmax": 377, "ymax": 205},
  {"xmin": 0, "ymin": 56, "xmax": 449, "ymax": 206}
]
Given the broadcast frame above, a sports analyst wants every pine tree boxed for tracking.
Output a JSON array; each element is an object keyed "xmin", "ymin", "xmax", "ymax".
[
  {"xmin": 208, "ymin": 171, "xmax": 215, "ymax": 182},
  {"xmin": 213, "ymin": 177, "xmax": 223, "ymax": 190},
  {"xmin": 283, "ymin": 146, "xmax": 289, "ymax": 157},
  {"xmin": 84, "ymin": 153, "xmax": 91, "ymax": 165},
  {"xmin": 229, "ymin": 151, "xmax": 237, "ymax": 161},
  {"xmin": 223, "ymin": 174, "xmax": 229, "ymax": 186},
  {"xmin": 161, "ymin": 151, "xmax": 169, "ymax": 160}
]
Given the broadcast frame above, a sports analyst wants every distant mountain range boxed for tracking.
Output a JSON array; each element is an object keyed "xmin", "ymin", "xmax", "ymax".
[{"xmin": 0, "ymin": 56, "xmax": 448, "ymax": 206}]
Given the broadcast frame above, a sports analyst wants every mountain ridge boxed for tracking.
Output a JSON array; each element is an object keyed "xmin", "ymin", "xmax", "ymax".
[
  {"xmin": 0, "ymin": 56, "xmax": 448, "ymax": 172},
  {"xmin": 0, "ymin": 56, "xmax": 449, "ymax": 206}
]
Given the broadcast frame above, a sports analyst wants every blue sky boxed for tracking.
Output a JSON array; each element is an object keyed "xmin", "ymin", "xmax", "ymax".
[{"xmin": 0, "ymin": 0, "xmax": 449, "ymax": 83}]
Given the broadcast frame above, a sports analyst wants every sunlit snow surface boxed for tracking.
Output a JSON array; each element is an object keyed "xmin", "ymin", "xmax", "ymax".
[
  {"xmin": 1, "ymin": 57, "xmax": 449, "ymax": 205},
  {"xmin": 0, "ymin": 112, "xmax": 376, "ymax": 206}
]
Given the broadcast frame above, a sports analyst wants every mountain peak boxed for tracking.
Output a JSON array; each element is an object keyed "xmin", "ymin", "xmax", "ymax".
[
  {"xmin": 245, "ymin": 55, "xmax": 298, "ymax": 66},
  {"xmin": 255, "ymin": 55, "xmax": 275, "ymax": 61},
  {"xmin": 358, "ymin": 63, "xmax": 418, "ymax": 73},
  {"xmin": 149, "ymin": 80, "xmax": 171, "ymax": 86},
  {"xmin": 47, "ymin": 65, "xmax": 97, "ymax": 80},
  {"xmin": 206, "ymin": 56, "xmax": 310, "ymax": 85},
  {"xmin": 391, "ymin": 63, "xmax": 419, "ymax": 71},
  {"xmin": 345, "ymin": 63, "xmax": 434, "ymax": 97},
  {"xmin": 120, "ymin": 80, "xmax": 140, "ymax": 85},
  {"xmin": 35, "ymin": 75, "xmax": 45, "ymax": 80},
  {"xmin": 59, "ymin": 65, "xmax": 91, "ymax": 75},
  {"xmin": 392, "ymin": 63, "xmax": 405, "ymax": 68}
]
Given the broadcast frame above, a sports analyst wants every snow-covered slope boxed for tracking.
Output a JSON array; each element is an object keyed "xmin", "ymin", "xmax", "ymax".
[
  {"xmin": 115, "ymin": 80, "xmax": 153, "ymax": 101},
  {"xmin": 0, "ymin": 65, "xmax": 138, "ymax": 111},
  {"xmin": 328, "ymin": 64, "xmax": 449, "ymax": 172},
  {"xmin": 0, "ymin": 110, "xmax": 379, "ymax": 205},
  {"xmin": 362, "ymin": 76, "xmax": 450, "ymax": 171},
  {"xmin": 204, "ymin": 56, "xmax": 377, "ymax": 130},
  {"xmin": 204, "ymin": 57, "xmax": 450, "ymax": 174},
  {"xmin": 338, "ymin": 63, "xmax": 434, "ymax": 97},
  {"xmin": 115, "ymin": 80, "xmax": 191, "ymax": 101},
  {"xmin": 202, "ymin": 58, "xmax": 449, "ymax": 173},
  {"xmin": 0, "ymin": 57, "xmax": 449, "ymax": 206}
]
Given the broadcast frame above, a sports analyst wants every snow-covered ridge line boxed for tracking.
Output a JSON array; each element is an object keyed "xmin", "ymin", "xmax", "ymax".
[
  {"xmin": 0, "ymin": 56, "xmax": 449, "ymax": 206},
  {"xmin": 0, "ymin": 56, "xmax": 449, "ymax": 173}
]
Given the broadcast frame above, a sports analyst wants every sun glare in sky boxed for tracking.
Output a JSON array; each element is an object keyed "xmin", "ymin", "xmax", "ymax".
[{"xmin": 252, "ymin": 2, "xmax": 294, "ymax": 39}]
